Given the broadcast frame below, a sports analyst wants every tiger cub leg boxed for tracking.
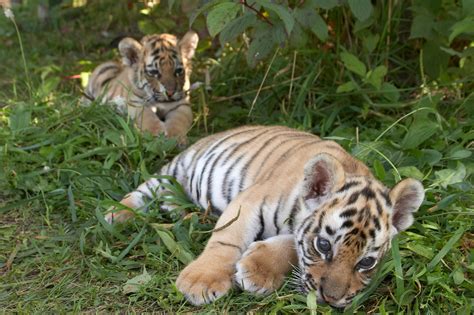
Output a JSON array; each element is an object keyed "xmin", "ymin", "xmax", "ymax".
[
  {"xmin": 131, "ymin": 105, "xmax": 166, "ymax": 136},
  {"xmin": 235, "ymin": 234, "xmax": 297, "ymax": 294},
  {"xmin": 176, "ymin": 190, "xmax": 262, "ymax": 305},
  {"xmin": 104, "ymin": 177, "xmax": 164, "ymax": 224},
  {"xmin": 163, "ymin": 105, "xmax": 193, "ymax": 146}
]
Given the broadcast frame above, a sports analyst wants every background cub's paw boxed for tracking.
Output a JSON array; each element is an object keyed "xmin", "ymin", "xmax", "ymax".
[
  {"xmin": 104, "ymin": 209, "xmax": 134, "ymax": 224},
  {"xmin": 235, "ymin": 242, "xmax": 286, "ymax": 294},
  {"xmin": 176, "ymin": 259, "xmax": 234, "ymax": 305}
]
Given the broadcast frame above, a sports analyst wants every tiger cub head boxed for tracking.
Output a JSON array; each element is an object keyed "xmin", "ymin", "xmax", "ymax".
[
  {"xmin": 296, "ymin": 153, "xmax": 424, "ymax": 308},
  {"xmin": 118, "ymin": 31, "xmax": 199, "ymax": 103}
]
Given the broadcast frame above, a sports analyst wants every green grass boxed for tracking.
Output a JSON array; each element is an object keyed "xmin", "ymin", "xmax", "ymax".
[{"xmin": 1, "ymin": 1, "xmax": 473, "ymax": 313}]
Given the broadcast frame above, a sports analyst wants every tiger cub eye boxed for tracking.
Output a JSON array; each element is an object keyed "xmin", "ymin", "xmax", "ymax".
[
  {"xmin": 358, "ymin": 257, "xmax": 376, "ymax": 270},
  {"xmin": 316, "ymin": 237, "xmax": 331, "ymax": 254}
]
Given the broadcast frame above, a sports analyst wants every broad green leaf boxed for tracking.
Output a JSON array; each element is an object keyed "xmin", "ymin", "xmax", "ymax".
[
  {"xmin": 336, "ymin": 81, "xmax": 356, "ymax": 93},
  {"xmin": 306, "ymin": 290, "xmax": 318, "ymax": 315},
  {"xmin": 381, "ymin": 82, "xmax": 400, "ymax": 102},
  {"xmin": 123, "ymin": 268, "xmax": 152, "ymax": 294},
  {"xmin": 363, "ymin": 33, "xmax": 379, "ymax": 53},
  {"xmin": 294, "ymin": 7, "xmax": 328, "ymax": 41},
  {"xmin": 9, "ymin": 104, "xmax": 31, "ymax": 132},
  {"xmin": 373, "ymin": 159, "xmax": 386, "ymax": 180},
  {"xmin": 256, "ymin": 0, "xmax": 295, "ymax": 34},
  {"xmin": 401, "ymin": 118, "xmax": 438, "ymax": 149},
  {"xmin": 446, "ymin": 149, "xmax": 472, "ymax": 160},
  {"xmin": 310, "ymin": 0, "xmax": 339, "ymax": 10},
  {"xmin": 398, "ymin": 166, "xmax": 424, "ymax": 181},
  {"xmin": 421, "ymin": 149, "xmax": 443, "ymax": 166},
  {"xmin": 189, "ymin": 0, "xmax": 228, "ymax": 27},
  {"xmin": 406, "ymin": 243, "xmax": 434, "ymax": 259},
  {"xmin": 365, "ymin": 65, "xmax": 387, "ymax": 90},
  {"xmin": 246, "ymin": 28, "xmax": 276, "ymax": 67},
  {"xmin": 340, "ymin": 51, "xmax": 366, "ymax": 77},
  {"xmin": 155, "ymin": 228, "xmax": 194, "ymax": 265},
  {"xmin": 219, "ymin": 13, "xmax": 257, "ymax": 45},
  {"xmin": 348, "ymin": 0, "xmax": 373, "ymax": 21},
  {"xmin": 434, "ymin": 163, "xmax": 467, "ymax": 189},
  {"xmin": 409, "ymin": 12, "xmax": 435, "ymax": 39},
  {"xmin": 206, "ymin": 2, "xmax": 240, "ymax": 37},
  {"xmin": 311, "ymin": 12, "xmax": 328, "ymax": 41},
  {"xmin": 449, "ymin": 16, "xmax": 474, "ymax": 43},
  {"xmin": 453, "ymin": 268, "xmax": 465, "ymax": 285}
]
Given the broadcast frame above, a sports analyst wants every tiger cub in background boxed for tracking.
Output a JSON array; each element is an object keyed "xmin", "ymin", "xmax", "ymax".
[
  {"xmin": 105, "ymin": 125, "xmax": 424, "ymax": 308},
  {"xmin": 84, "ymin": 31, "xmax": 198, "ymax": 144}
]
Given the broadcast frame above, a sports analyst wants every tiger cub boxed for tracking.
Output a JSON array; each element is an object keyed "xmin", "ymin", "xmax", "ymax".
[
  {"xmin": 105, "ymin": 125, "xmax": 424, "ymax": 308},
  {"xmin": 84, "ymin": 31, "xmax": 199, "ymax": 144}
]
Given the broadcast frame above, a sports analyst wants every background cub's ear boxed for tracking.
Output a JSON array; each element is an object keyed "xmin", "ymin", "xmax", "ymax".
[
  {"xmin": 389, "ymin": 178, "xmax": 424, "ymax": 232},
  {"xmin": 303, "ymin": 153, "xmax": 345, "ymax": 201},
  {"xmin": 179, "ymin": 31, "xmax": 199, "ymax": 61},
  {"xmin": 118, "ymin": 38, "xmax": 143, "ymax": 66}
]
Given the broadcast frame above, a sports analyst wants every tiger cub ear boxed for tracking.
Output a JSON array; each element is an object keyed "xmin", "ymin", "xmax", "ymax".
[
  {"xmin": 303, "ymin": 153, "xmax": 346, "ymax": 201},
  {"xmin": 118, "ymin": 37, "xmax": 143, "ymax": 66},
  {"xmin": 389, "ymin": 178, "xmax": 424, "ymax": 232},
  {"xmin": 179, "ymin": 30, "xmax": 199, "ymax": 61}
]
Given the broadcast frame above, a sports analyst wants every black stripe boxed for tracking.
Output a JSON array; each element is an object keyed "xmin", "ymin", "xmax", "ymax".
[
  {"xmin": 341, "ymin": 220, "xmax": 354, "ymax": 228},
  {"xmin": 206, "ymin": 145, "xmax": 235, "ymax": 213},
  {"xmin": 222, "ymin": 155, "xmax": 245, "ymax": 202},
  {"xmin": 255, "ymin": 201, "xmax": 266, "ymax": 241},
  {"xmin": 325, "ymin": 226, "xmax": 334, "ymax": 235},
  {"xmin": 337, "ymin": 181, "xmax": 360, "ymax": 192},
  {"xmin": 215, "ymin": 241, "xmax": 242, "ymax": 253},
  {"xmin": 373, "ymin": 217, "xmax": 381, "ymax": 230},
  {"xmin": 340, "ymin": 207, "xmax": 357, "ymax": 218},
  {"xmin": 361, "ymin": 187, "xmax": 376, "ymax": 199},
  {"xmin": 288, "ymin": 198, "xmax": 301, "ymax": 233},
  {"xmin": 100, "ymin": 76, "xmax": 114, "ymax": 88},
  {"xmin": 97, "ymin": 64, "xmax": 119, "ymax": 77},
  {"xmin": 375, "ymin": 199, "xmax": 383, "ymax": 215},
  {"xmin": 348, "ymin": 192, "xmax": 359, "ymax": 204},
  {"xmin": 196, "ymin": 152, "xmax": 216, "ymax": 204},
  {"xmin": 273, "ymin": 196, "xmax": 283, "ymax": 235},
  {"xmin": 379, "ymin": 189, "xmax": 392, "ymax": 206}
]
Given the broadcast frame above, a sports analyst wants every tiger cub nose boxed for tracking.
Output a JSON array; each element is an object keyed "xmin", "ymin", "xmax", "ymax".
[{"xmin": 166, "ymin": 90, "xmax": 174, "ymax": 97}]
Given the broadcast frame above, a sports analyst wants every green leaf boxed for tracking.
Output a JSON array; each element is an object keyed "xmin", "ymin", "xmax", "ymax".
[
  {"xmin": 427, "ymin": 227, "xmax": 465, "ymax": 271},
  {"xmin": 398, "ymin": 166, "xmax": 424, "ymax": 181},
  {"xmin": 365, "ymin": 65, "xmax": 387, "ymax": 90},
  {"xmin": 340, "ymin": 51, "xmax": 367, "ymax": 77},
  {"xmin": 189, "ymin": 0, "xmax": 228, "ymax": 27},
  {"xmin": 294, "ymin": 7, "xmax": 328, "ymax": 41},
  {"xmin": 409, "ymin": 12, "xmax": 435, "ymax": 39},
  {"xmin": 373, "ymin": 159, "xmax": 386, "ymax": 180},
  {"xmin": 256, "ymin": 0, "xmax": 295, "ymax": 34},
  {"xmin": 336, "ymin": 81, "xmax": 356, "ymax": 93},
  {"xmin": 311, "ymin": 12, "xmax": 328, "ymax": 41},
  {"xmin": 123, "ymin": 268, "xmax": 152, "ymax": 294},
  {"xmin": 206, "ymin": 2, "xmax": 240, "ymax": 37},
  {"xmin": 246, "ymin": 27, "xmax": 276, "ymax": 67},
  {"xmin": 453, "ymin": 268, "xmax": 465, "ymax": 285},
  {"xmin": 401, "ymin": 118, "xmax": 438, "ymax": 149},
  {"xmin": 310, "ymin": 0, "xmax": 339, "ymax": 10},
  {"xmin": 348, "ymin": 0, "xmax": 373, "ymax": 21},
  {"xmin": 219, "ymin": 13, "xmax": 257, "ymax": 45},
  {"xmin": 434, "ymin": 163, "xmax": 467, "ymax": 189},
  {"xmin": 363, "ymin": 33, "xmax": 379, "ymax": 53},
  {"xmin": 154, "ymin": 228, "xmax": 194, "ymax": 265},
  {"xmin": 446, "ymin": 149, "xmax": 472, "ymax": 160},
  {"xmin": 306, "ymin": 290, "xmax": 318, "ymax": 315},
  {"xmin": 381, "ymin": 82, "xmax": 400, "ymax": 102},
  {"xmin": 9, "ymin": 104, "xmax": 31, "ymax": 132},
  {"xmin": 449, "ymin": 16, "xmax": 474, "ymax": 43}
]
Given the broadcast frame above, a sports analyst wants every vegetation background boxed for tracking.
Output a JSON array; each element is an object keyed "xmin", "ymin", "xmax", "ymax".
[{"xmin": 0, "ymin": 0, "xmax": 472, "ymax": 313}]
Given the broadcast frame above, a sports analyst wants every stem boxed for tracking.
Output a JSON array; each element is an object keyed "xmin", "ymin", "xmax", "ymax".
[
  {"xmin": 11, "ymin": 16, "xmax": 33, "ymax": 96},
  {"xmin": 240, "ymin": 0, "xmax": 273, "ymax": 26}
]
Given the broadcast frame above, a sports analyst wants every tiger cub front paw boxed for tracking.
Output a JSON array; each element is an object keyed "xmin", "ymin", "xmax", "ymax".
[
  {"xmin": 176, "ymin": 257, "xmax": 234, "ymax": 305},
  {"xmin": 235, "ymin": 241, "xmax": 287, "ymax": 294}
]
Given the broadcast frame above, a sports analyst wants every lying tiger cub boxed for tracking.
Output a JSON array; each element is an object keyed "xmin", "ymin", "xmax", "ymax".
[
  {"xmin": 84, "ymin": 31, "xmax": 198, "ymax": 144},
  {"xmin": 105, "ymin": 125, "xmax": 424, "ymax": 308}
]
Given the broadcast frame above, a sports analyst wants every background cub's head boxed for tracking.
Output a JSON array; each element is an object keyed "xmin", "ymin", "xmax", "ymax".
[
  {"xmin": 118, "ymin": 31, "xmax": 199, "ymax": 103},
  {"xmin": 296, "ymin": 153, "xmax": 424, "ymax": 308}
]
